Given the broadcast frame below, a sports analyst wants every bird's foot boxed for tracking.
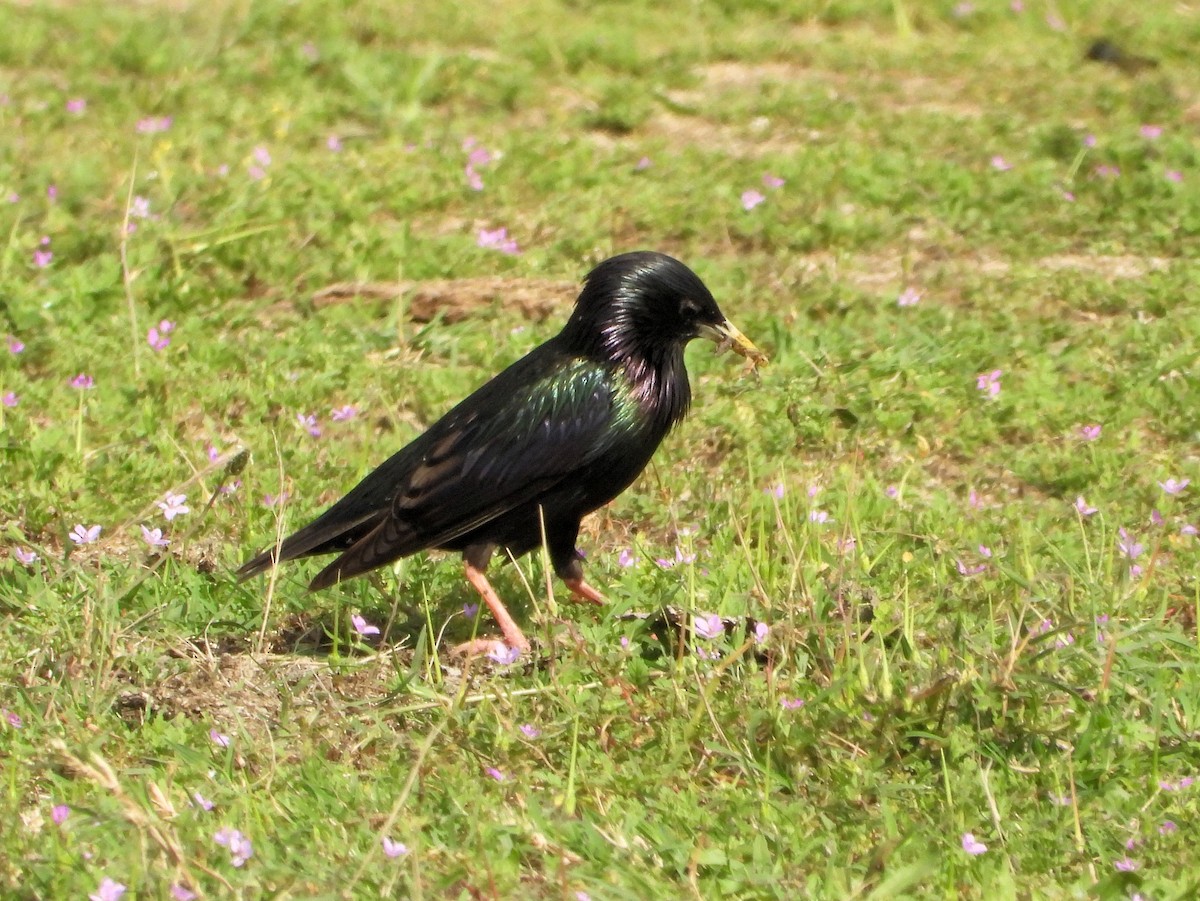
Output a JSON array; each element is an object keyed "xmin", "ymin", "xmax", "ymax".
[
  {"xmin": 563, "ymin": 576, "xmax": 605, "ymax": 606},
  {"xmin": 451, "ymin": 637, "xmax": 527, "ymax": 664}
]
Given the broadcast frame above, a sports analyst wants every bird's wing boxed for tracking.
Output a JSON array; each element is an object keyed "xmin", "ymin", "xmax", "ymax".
[{"xmin": 306, "ymin": 355, "xmax": 633, "ymax": 586}]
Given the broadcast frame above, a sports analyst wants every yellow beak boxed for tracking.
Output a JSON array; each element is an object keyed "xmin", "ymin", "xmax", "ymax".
[{"xmin": 698, "ymin": 319, "xmax": 768, "ymax": 367}]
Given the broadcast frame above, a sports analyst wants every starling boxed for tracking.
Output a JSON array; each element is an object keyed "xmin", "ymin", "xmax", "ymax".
[{"xmin": 237, "ymin": 251, "xmax": 765, "ymax": 654}]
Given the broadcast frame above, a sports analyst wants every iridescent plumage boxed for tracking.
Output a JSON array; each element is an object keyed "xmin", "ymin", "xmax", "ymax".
[{"xmin": 237, "ymin": 251, "xmax": 764, "ymax": 652}]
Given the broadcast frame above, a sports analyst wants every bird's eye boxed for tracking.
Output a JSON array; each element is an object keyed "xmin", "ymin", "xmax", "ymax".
[{"xmin": 680, "ymin": 297, "xmax": 701, "ymax": 318}]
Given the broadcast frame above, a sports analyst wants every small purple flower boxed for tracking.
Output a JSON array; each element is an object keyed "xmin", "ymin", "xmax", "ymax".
[
  {"xmin": 780, "ymin": 698, "xmax": 805, "ymax": 710},
  {"xmin": 1117, "ymin": 528, "xmax": 1144, "ymax": 560},
  {"xmin": 485, "ymin": 766, "xmax": 505, "ymax": 782},
  {"xmin": 961, "ymin": 833, "xmax": 987, "ymax": 855},
  {"xmin": 70, "ymin": 373, "xmax": 94, "ymax": 390},
  {"xmin": 1082, "ymin": 134, "xmax": 1097, "ymax": 148},
  {"xmin": 253, "ymin": 146, "xmax": 272, "ymax": 167},
  {"xmin": 990, "ymin": 155, "xmax": 1011, "ymax": 171},
  {"xmin": 634, "ymin": 156, "xmax": 651, "ymax": 170},
  {"xmin": 6, "ymin": 336, "xmax": 23, "ymax": 354},
  {"xmin": 476, "ymin": 227, "xmax": 520, "ymax": 255},
  {"xmin": 47, "ymin": 185, "xmax": 57, "ymax": 202},
  {"xmin": 70, "ymin": 524, "xmax": 102, "ymax": 545},
  {"xmin": 809, "ymin": 510, "xmax": 830, "ymax": 524},
  {"xmin": 141, "ymin": 525, "xmax": 169, "ymax": 548},
  {"xmin": 1032, "ymin": 619, "xmax": 1054, "ymax": 636},
  {"xmin": 897, "ymin": 287, "xmax": 921, "ymax": 307},
  {"xmin": 1060, "ymin": 189, "xmax": 1076, "ymax": 202},
  {"xmin": 2, "ymin": 392, "xmax": 17, "ymax": 407},
  {"xmin": 382, "ymin": 836, "xmax": 409, "ymax": 858},
  {"xmin": 1054, "ymin": 632, "xmax": 1075, "ymax": 649},
  {"xmin": 462, "ymin": 602, "xmax": 479, "ymax": 618},
  {"xmin": 192, "ymin": 791, "xmax": 214, "ymax": 811},
  {"xmin": 206, "ymin": 442, "xmax": 220, "ymax": 462},
  {"xmin": 465, "ymin": 165, "xmax": 484, "ymax": 191},
  {"xmin": 753, "ymin": 622, "xmax": 769, "ymax": 643},
  {"xmin": 1139, "ymin": 124, "xmax": 1163, "ymax": 140},
  {"xmin": 956, "ymin": 559, "xmax": 986, "ymax": 577},
  {"xmin": 209, "ymin": 728, "xmax": 230, "ymax": 748},
  {"xmin": 1149, "ymin": 509, "xmax": 1164, "ymax": 527},
  {"xmin": 1160, "ymin": 820, "xmax": 1177, "ymax": 835},
  {"xmin": 1047, "ymin": 792, "xmax": 1070, "ymax": 806},
  {"xmin": 885, "ymin": 485, "xmax": 899, "ymax": 499},
  {"xmin": 1078, "ymin": 424, "xmax": 1102, "ymax": 441},
  {"xmin": 1166, "ymin": 170, "xmax": 1184, "ymax": 183},
  {"xmin": 297, "ymin": 412, "xmax": 321, "ymax": 437},
  {"xmin": 263, "ymin": 491, "xmax": 289, "ymax": 508},
  {"xmin": 519, "ymin": 724, "xmax": 541, "ymax": 739},
  {"xmin": 158, "ymin": 493, "xmax": 190, "ymax": 521},
  {"xmin": 693, "ymin": 613, "xmax": 724, "ymax": 640},
  {"xmin": 66, "ymin": 98, "xmax": 86, "ymax": 114},
  {"xmin": 136, "ymin": 116, "xmax": 172, "ymax": 133},
  {"xmin": 1182, "ymin": 523, "xmax": 1198, "ymax": 536},
  {"xmin": 467, "ymin": 147, "xmax": 493, "ymax": 168},
  {"xmin": 14, "ymin": 547, "xmax": 38, "ymax": 565},
  {"xmin": 330, "ymin": 404, "xmax": 358, "ymax": 421},
  {"xmin": 326, "ymin": 134, "xmax": 342, "ymax": 152},
  {"xmin": 1074, "ymin": 496, "xmax": 1098, "ymax": 516},
  {"xmin": 214, "ymin": 827, "xmax": 253, "ymax": 866},
  {"xmin": 762, "ymin": 173, "xmax": 785, "ymax": 189},
  {"xmin": 1094, "ymin": 164, "xmax": 1120, "ymax": 179},
  {"xmin": 171, "ymin": 886, "xmax": 197, "ymax": 901},
  {"xmin": 766, "ymin": 483, "xmax": 785, "ymax": 499},
  {"xmin": 1010, "ymin": 0, "xmax": 1024, "ymax": 11},
  {"xmin": 487, "ymin": 645, "xmax": 521, "ymax": 665},
  {"xmin": 33, "ymin": 248, "xmax": 53, "ymax": 268},
  {"xmin": 89, "ymin": 878, "xmax": 126, "ymax": 901},
  {"xmin": 837, "ymin": 535, "xmax": 857, "ymax": 555},
  {"xmin": 147, "ymin": 326, "xmax": 170, "ymax": 350},
  {"xmin": 1159, "ymin": 478, "xmax": 1190, "ymax": 496},
  {"xmin": 618, "ymin": 548, "xmax": 638, "ymax": 568},
  {"xmin": 130, "ymin": 196, "xmax": 152, "ymax": 219},
  {"xmin": 351, "ymin": 614, "xmax": 380, "ymax": 636},
  {"xmin": 968, "ymin": 489, "xmax": 984, "ymax": 510},
  {"xmin": 740, "ymin": 190, "xmax": 765, "ymax": 211},
  {"xmin": 976, "ymin": 369, "xmax": 1002, "ymax": 398},
  {"xmin": 51, "ymin": 804, "xmax": 70, "ymax": 825},
  {"xmin": 978, "ymin": 545, "xmax": 992, "ymax": 558},
  {"xmin": 4, "ymin": 710, "xmax": 22, "ymax": 728},
  {"xmin": 1113, "ymin": 857, "xmax": 1138, "ymax": 872}
]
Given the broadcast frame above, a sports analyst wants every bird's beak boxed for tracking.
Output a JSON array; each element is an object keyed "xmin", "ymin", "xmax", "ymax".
[{"xmin": 698, "ymin": 319, "xmax": 768, "ymax": 367}]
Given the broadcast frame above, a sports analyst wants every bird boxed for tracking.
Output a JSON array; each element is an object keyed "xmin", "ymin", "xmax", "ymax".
[{"xmin": 237, "ymin": 251, "xmax": 766, "ymax": 655}]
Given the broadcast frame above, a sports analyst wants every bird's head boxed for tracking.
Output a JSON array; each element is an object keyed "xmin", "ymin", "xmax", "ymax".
[{"xmin": 563, "ymin": 251, "xmax": 765, "ymax": 369}]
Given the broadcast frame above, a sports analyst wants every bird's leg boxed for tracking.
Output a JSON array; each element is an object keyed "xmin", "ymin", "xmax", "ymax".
[
  {"xmin": 463, "ymin": 561, "xmax": 531, "ymax": 653},
  {"xmin": 563, "ymin": 576, "xmax": 605, "ymax": 605}
]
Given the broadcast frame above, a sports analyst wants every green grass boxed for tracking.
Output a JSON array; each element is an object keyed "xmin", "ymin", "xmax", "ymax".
[{"xmin": 3, "ymin": 0, "xmax": 1200, "ymax": 897}]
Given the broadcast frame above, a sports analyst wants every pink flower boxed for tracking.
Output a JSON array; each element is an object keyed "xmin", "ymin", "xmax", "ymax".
[
  {"xmin": 1139, "ymin": 124, "xmax": 1163, "ymax": 140},
  {"xmin": 136, "ymin": 116, "xmax": 172, "ymax": 133},
  {"xmin": 741, "ymin": 190, "xmax": 765, "ymax": 211},
  {"xmin": 297, "ymin": 412, "xmax": 321, "ymax": 437},
  {"xmin": 487, "ymin": 645, "xmax": 521, "ymax": 665},
  {"xmin": 382, "ymin": 836, "xmax": 409, "ymax": 858},
  {"xmin": 147, "ymin": 326, "xmax": 170, "ymax": 350},
  {"xmin": 990, "ymin": 155, "xmax": 1012, "ymax": 171},
  {"xmin": 141, "ymin": 525, "xmax": 169, "ymax": 548},
  {"xmin": 1159, "ymin": 478, "xmax": 1190, "ymax": 495},
  {"xmin": 69, "ymin": 524, "xmax": 102, "ymax": 545},
  {"xmin": 253, "ymin": 146, "xmax": 272, "ymax": 167},
  {"xmin": 693, "ymin": 613, "xmax": 724, "ymax": 640},
  {"xmin": 485, "ymin": 766, "xmax": 505, "ymax": 782},
  {"xmin": 351, "ymin": 614, "xmax": 379, "ymax": 636},
  {"xmin": 1077, "ymin": 424, "xmax": 1101, "ymax": 441},
  {"xmin": 1074, "ymin": 496, "xmax": 1098, "ymax": 516},
  {"xmin": 158, "ymin": 493, "xmax": 190, "ymax": 521},
  {"xmin": 1094, "ymin": 164, "xmax": 1120, "ymax": 179},
  {"xmin": 70, "ymin": 373, "xmax": 94, "ymax": 389},
  {"xmin": 634, "ymin": 156, "xmax": 651, "ymax": 170},
  {"xmin": 961, "ymin": 832, "xmax": 987, "ymax": 855},
  {"xmin": 66, "ymin": 98, "xmax": 86, "ymax": 114},
  {"xmin": 89, "ymin": 878, "xmax": 126, "ymax": 901},
  {"xmin": 171, "ymin": 886, "xmax": 197, "ymax": 901},
  {"xmin": 209, "ymin": 728, "xmax": 230, "ymax": 748},
  {"xmin": 780, "ymin": 698, "xmax": 805, "ymax": 710},
  {"xmin": 14, "ymin": 547, "xmax": 38, "ymax": 565},
  {"xmin": 476, "ymin": 227, "xmax": 520, "ymax": 255},
  {"xmin": 519, "ymin": 724, "xmax": 541, "ymax": 739},
  {"xmin": 2, "ymin": 392, "xmax": 17, "ymax": 407},
  {"xmin": 975, "ymin": 369, "xmax": 1002, "ymax": 398},
  {"xmin": 192, "ymin": 791, "xmax": 214, "ymax": 811},
  {"xmin": 51, "ymin": 804, "xmax": 70, "ymax": 825},
  {"xmin": 753, "ymin": 622, "xmax": 769, "ymax": 643},
  {"xmin": 6, "ymin": 335, "xmax": 23, "ymax": 353},
  {"xmin": 330, "ymin": 404, "xmax": 358, "ymax": 421},
  {"xmin": 214, "ymin": 826, "xmax": 253, "ymax": 866},
  {"xmin": 33, "ymin": 249, "xmax": 53, "ymax": 268},
  {"xmin": 326, "ymin": 134, "xmax": 342, "ymax": 152},
  {"xmin": 1113, "ymin": 857, "xmax": 1138, "ymax": 872},
  {"xmin": 897, "ymin": 287, "xmax": 921, "ymax": 307},
  {"xmin": 1166, "ymin": 170, "xmax": 1183, "ymax": 183},
  {"xmin": 465, "ymin": 165, "xmax": 484, "ymax": 191},
  {"xmin": 762, "ymin": 173, "xmax": 785, "ymax": 189},
  {"xmin": 618, "ymin": 548, "xmax": 638, "ymax": 567}
]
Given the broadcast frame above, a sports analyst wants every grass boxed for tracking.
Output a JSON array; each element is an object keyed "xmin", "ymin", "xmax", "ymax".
[{"xmin": 2, "ymin": 0, "xmax": 1200, "ymax": 897}]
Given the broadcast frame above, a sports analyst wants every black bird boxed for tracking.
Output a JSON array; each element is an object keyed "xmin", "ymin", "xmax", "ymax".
[{"xmin": 237, "ymin": 251, "xmax": 765, "ymax": 654}]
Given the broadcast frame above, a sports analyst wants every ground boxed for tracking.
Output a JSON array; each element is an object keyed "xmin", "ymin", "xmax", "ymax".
[{"xmin": 2, "ymin": 1, "xmax": 1199, "ymax": 898}]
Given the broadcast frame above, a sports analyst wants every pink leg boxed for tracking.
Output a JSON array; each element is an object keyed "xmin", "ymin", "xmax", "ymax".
[
  {"xmin": 564, "ymin": 576, "xmax": 605, "ymax": 605},
  {"xmin": 464, "ymin": 562, "xmax": 531, "ymax": 652}
]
